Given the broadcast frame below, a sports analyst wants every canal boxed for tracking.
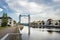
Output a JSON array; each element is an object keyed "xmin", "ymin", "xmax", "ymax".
[
  {"xmin": 21, "ymin": 26, "xmax": 60, "ymax": 40},
  {"xmin": 2, "ymin": 26, "xmax": 60, "ymax": 40}
]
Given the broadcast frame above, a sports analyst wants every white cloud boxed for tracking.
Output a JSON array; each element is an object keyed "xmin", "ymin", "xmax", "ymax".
[
  {"xmin": 6, "ymin": 0, "xmax": 60, "ymax": 22},
  {"xmin": 0, "ymin": 8, "xmax": 3, "ymax": 12},
  {"xmin": 53, "ymin": 0, "xmax": 60, "ymax": 2},
  {"xmin": 6, "ymin": 0, "xmax": 47, "ymax": 14}
]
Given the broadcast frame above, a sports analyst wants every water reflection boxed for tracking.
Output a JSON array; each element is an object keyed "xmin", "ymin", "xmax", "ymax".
[
  {"xmin": 21, "ymin": 26, "xmax": 60, "ymax": 40},
  {"xmin": 47, "ymin": 30, "xmax": 53, "ymax": 34},
  {"xmin": 47, "ymin": 30, "xmax": 60, "ymax": 34},
  {"xmin": 19, "ymin": 34, "xmax": 22, "ymax": 40},
  {"xmin": 55, "ymin": 31, "xmax": 60, "ymax": 33}
]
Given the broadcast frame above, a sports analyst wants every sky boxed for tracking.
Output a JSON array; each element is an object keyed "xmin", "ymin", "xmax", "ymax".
[{"xmin": 0, "ymin": 0, "xmax": 60, "ymax": 23}]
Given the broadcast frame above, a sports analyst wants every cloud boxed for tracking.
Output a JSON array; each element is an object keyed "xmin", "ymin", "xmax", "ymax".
[
  {"xmin": 0, "ymin": 8, "xmax": 3, "ymax": 12},
  {"xmin": 53, "ymin": 0, "xmax": 60, "ymax": 2},
  {"xmin": 6, "ymin": 0, "xmax": 48, "ymax": 15},
  {"xmin": 5, "ymin": 0, "xmax": 60, "ymax": 22}
]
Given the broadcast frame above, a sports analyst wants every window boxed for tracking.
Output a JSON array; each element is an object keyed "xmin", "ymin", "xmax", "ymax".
[{"xmin": 10, "ymin": 22, "xmax": 11, "ymax": 24}]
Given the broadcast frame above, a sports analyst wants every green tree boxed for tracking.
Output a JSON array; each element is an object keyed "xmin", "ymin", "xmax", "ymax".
[{"xmin": 1, "ymin": 13, "xmax": 8, "ymax": 27}]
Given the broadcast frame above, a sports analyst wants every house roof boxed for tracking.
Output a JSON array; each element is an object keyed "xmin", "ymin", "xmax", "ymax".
[{"xmin": 0, "ymin": 17, "xmax": 12, "ymax": 19}]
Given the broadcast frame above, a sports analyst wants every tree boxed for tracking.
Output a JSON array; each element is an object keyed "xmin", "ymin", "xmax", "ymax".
[
  {"xmin": 59, "ymin": 20, "xmax": 60, "ymax": 26},
  {"xmin": 47, "ymin": 19, "xmax": 53, "ymax": 25},
  {"xmin": 14, "ymin": 20, "xmax": 16, "ymax": 24},
  {"xmin": 41, "ymin": 20, "xmax": 45, "ymax": 25},
  {"xmin": 1, "ymin": 13, "xmax": 8, "ymax": 27},
  {"xmin": 55, "ymin": 22, "xmax": 58, "ymax": 25}
]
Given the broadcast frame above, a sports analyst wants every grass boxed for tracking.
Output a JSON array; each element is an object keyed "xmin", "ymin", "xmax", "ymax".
[
  {"xmin": 0, "ymin": 26, "xmax": 10, "ymax": 30},
  {"xmin": 0, "ymin": 27, "xmax": 5, "ymax": 30}
]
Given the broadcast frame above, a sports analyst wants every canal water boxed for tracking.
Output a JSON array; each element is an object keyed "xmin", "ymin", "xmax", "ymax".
[{"xmin": 21, "ymin": 26, "xmax": 60, "ymax": 40}]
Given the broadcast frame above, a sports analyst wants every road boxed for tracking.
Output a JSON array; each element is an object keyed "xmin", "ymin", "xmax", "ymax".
[{"xmin": 0, "ymin": 26, "xmax": 18, "ymax": 39}]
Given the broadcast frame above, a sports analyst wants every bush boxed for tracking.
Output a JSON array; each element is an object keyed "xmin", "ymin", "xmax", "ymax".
[
  {"xmin": 20, "ymin": 25, "xmax": 24, "ymax": 30},
  {"xmin": 1, "ymin": 22, "xmax": 7, "ymax": 27}
]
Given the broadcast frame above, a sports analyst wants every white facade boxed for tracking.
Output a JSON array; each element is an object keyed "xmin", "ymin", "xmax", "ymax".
[
  {"xmin": 8, "ymin": 19, "xmax": 14, "ymax": 26},
  {"xmin": 45, "ymin": 20, "xmax": 59, "ymax": 26},
  {"xmin": 0, "ymin": 17, "xmax": 16, "ymax": 27},
  {"xmin": 52, "ymin": 20, "xmax": 59, "ymax": 26}
]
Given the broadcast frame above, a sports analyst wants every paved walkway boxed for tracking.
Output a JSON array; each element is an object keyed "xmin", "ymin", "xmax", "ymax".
[{"xmin": 0, "ymin": 26, "xmax": 17, "ymax": 39}]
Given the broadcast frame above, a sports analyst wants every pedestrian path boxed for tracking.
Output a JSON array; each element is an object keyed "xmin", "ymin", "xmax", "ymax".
[{"xmin": 0, "ymin": 27, "xmax": 17, "ymax": 39}]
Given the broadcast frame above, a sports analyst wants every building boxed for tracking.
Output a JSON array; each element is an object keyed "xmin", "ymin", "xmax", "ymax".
[
  {"xmin": 52, "ymin": 20, "xmax": 59, "ymax": 26},
  {"xmin": 0, "ymin": 17, "xmax": 16, "ymax": 26},
  {"xmin": 46, "ymin": 19, "xmax": 59, "ymax": 26},
  {"xmin": 31, "ymin": 19, "xmax": 60, "ymax": 28},
  {"xmin": 46, "ymin": 19, "xmax": 53, "ymax": 26}
]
